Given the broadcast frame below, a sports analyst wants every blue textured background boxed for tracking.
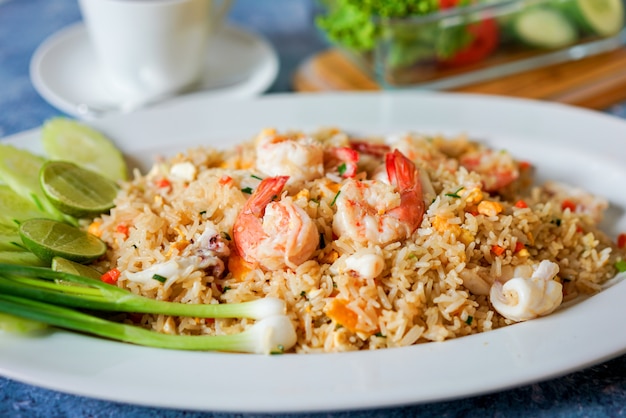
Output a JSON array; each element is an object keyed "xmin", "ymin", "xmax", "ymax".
[{"xmin": 1, "ymin": 0, "xmax": 626, "ymax": 416}]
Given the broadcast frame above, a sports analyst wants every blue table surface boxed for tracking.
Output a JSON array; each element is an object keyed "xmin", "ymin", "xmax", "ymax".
[{"xmin": 2, "ymin": 0, "xmax": 626, "ymax": 417}]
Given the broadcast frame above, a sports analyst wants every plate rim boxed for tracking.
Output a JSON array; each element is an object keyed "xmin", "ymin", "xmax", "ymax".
[{"xmin": 2, "ymin": 91, "xmax": 626, "ymax": 413}]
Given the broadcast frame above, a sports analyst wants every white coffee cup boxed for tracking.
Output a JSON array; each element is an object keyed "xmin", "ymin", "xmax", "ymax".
[{"xmin": 78, "ymin": 0, "xmax": 232, "ymax": 106}]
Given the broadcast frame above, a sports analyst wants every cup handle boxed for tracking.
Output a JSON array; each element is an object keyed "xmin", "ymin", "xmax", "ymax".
[{"xmin": 210, "ymin": 0, "xmax": 233, "ymax": 29}]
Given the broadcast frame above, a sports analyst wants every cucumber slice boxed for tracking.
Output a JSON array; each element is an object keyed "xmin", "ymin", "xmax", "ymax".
[
  {"xmin": 0, "ymin": 251, "xmax": 47, "ymax": 267},
  {"xmin": 514, "ymin": 6, "xmax": 578, "ymax": 49},
  {"xmin": 41, "ymin": 117, "xmax": 128, "ymax": 182},
  {"xmin": 567, "ymin": 0, "xmax": 624, "ymax": 36},
  {"xmin": 0, "ymin": 223, "xmax": 24, "ymax": 252},
  {"xmin": 0, "ymin": 145, "xmax": 68, "ymax": 223},
  {"xmin": 0, "ymin": 184, "xmax": 50, "ymax": 225}
]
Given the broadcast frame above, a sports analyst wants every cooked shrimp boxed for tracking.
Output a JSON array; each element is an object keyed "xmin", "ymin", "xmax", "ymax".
[
  {"xmin": 255, "ymin": 128, "xmax": 324, "ymax": 185},
  {"xmin": 324, "ymin": 146, "xmax": 359, "ymax": 178},
  {"xmin": 459, "ymin": 148, "xmax": 519, "ymax": 192},
  {"xmin": 542, "ymin": 180, "xmax": 608, "ymax": 224},
  {"xmin": 233, "ymin": 176, "xmax": 319, "ymax": 270},
  {"xmin": 333, "ymin": 150, "xmax": 425, "ymax": 245}
]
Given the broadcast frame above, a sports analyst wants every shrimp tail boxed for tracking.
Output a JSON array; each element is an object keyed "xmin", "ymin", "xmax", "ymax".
[
  {"xmin": 234, "ymin": 176, "xmax": 289, "ymax": 264},
  {"xmin": 386, "ymin": 150, "xmax": 424, "ymax": 233},
  {"xmin": 327, "ymin": 146, "xmax": 359, "ymax": 178},
  {"xmin": 245, "ymin": 176, "xmax": 289, "ymax": 217},
  {"xmin": 350, "ymin": 140, "xmax": 391, "ymax": 158}
]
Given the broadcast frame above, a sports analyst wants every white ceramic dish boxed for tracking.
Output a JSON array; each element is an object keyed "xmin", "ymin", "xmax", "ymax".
[
  {"xmin": 29, "ymin": 22, "xmax": 279, "ymax": 119},
  {"xmin": 1, "ymin": 92, "xmax": 626, "ymax": 413}
]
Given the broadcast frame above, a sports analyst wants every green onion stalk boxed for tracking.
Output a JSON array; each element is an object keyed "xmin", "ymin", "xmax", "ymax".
[{"xmin": 0, "ymin": 264, "xmax": 297, "ymax": 354}]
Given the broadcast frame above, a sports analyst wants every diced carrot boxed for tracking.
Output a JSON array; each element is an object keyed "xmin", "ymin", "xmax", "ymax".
[
  {"xmin": 101, "ymin": 268, "xmax": 121, "ymax": 284},
  {"xmin": 156, "ymin": 178, "xmax": 171, "ymax": 188},
  {"xmin": 491, "ymin": 245, "xmax": 506, "ymax": 256},
  {"xmin": 116, "ymin": 224, "xmax": 129, "ymax": 236},
  {"xmin": 218, "ymin": 175, "xmax": 233, "ymax": 186},
  {"xmin": 518, "ymin": 161, "xmax": 532, "ymax": 170},
  {"xmin": 617, "ymin": 233, "xmax": 626, "ymax": 249},
  {"xmin": 514, "ymin": 242, "xmax": 525, "ymax": 253},
  {"xmin": 514, "ymin": 200, "xmax": 528, "ymax": 209},
  {"xmin": 561, "ymin": 200, "xmax": 576, "ymax": 212}
]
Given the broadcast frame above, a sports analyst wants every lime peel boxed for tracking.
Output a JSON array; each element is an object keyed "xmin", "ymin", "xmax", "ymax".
[{"xmin": 19, "ymin": 219, "xmax": 107, "ymax": 264}]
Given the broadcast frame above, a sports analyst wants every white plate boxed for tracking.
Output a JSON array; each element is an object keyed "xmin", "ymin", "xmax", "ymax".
[
  {"xmin": 29, "ymin": 22, "xmax": 279, "ymax": 119},
  {"xmin": 2, "ymin": 92, "xmax": 626, "ymax": 413}
]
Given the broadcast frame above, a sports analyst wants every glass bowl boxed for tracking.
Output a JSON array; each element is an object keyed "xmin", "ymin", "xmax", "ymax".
[{"xmin": 316, "ymin": 0, "xmax": 626, "ymax": 89}]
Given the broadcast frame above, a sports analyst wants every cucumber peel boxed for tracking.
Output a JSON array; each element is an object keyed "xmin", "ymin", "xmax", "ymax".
[
  {"xmin": 42, "ymin": 118, "xmax": 128, "ymax": 182},
  {"xmin": 565, "ymin": 0, "xmax": 625, "ymax": 36},
  {"xmin": 0, "ymin": 145, "xmax": 70, "ymax": 224},
  {"xmin": 513, "ymin": 5, "xmax": 578, "ymax": 49}
]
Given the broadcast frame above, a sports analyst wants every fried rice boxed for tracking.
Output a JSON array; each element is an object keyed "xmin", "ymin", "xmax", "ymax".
[{"xmin": 91, "ymin": 128, "xmax": 624, "ymax": 353}]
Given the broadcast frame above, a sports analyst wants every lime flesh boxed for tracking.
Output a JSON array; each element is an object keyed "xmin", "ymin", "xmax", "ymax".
[
  {"xmin": 19, "ymin": 219, "xmax": 107, "ymax": 264},
  {"xmin": 40, "ymin": 161, "xmax": 118, "ymax": 218},
  {"xmin": 51, "ymin": 256, "xmax": 103, "ymax": 280}
]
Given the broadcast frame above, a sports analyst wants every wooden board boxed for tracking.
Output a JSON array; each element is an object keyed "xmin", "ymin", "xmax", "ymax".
[{"xmin": 293, "ymin": 48, "xmax": 626, "ymax": 109}]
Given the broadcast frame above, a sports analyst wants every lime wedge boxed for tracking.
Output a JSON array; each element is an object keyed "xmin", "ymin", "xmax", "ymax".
[
  {"xmin": 19, "ymin": 219, "xmax": 107, "ymax": 264},
  {"xmin": 51, "ymin": 256, "xmax": 103, "ymax": 280},
  {"xmin": 41, "ymin": 117, "xmax": 128, "ymax": 181},
  {"xmin": 40, "ymin": 161, "xmax": 118, "ymax": 218}
]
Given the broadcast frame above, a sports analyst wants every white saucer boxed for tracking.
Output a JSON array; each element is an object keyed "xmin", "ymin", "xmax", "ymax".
[{"xmin": 30, "ymin": 22, "xmax": 279, "ymax": 118}]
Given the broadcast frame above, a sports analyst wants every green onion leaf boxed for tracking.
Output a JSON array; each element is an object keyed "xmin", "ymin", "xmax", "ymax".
[
  {"xmin": 337, "ymin": 163, "xmax": 347, "ymax": 176},
  {"xmin": 445, "ymin": 187, "xmax": 464, "ymax": 199},
  {"xmin": 152, "ymin": 274, "xmax": 167, "ymax": 283},
  {"xmin": 615, "ymin": 260, "xmax": 626, "ymax": 272},
  {"xmin": 241, "ymin": 187, "xmax": 253, "ymax": 194},
  {"xmin": 330, "ymin": 190, "xmax": 341, "ymax": 206}
]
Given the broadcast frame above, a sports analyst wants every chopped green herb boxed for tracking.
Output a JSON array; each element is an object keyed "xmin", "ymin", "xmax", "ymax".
[
  {"xmin": 335, "ymin": 324, "xmax": 343, "ymax": 330},
  {"xmin": 251, "ymin": 174, "xmax": 263, "ymax": 181},
  {"xmin": 374, "ymin": 332, "xmax": 386, "ymax": 338},
  {"xmin": 615, "ymin": 260, "xmax": 626, "ymax": 272},
  {"xmin": 241, "ymin": 187, "xmax": 253, "ymax": 194},
  {"xmin": 199, "ymin": 210, "xmax": 206, "ymax": 215},
  {"xmin": 311, "ymin": 198, "xmax": 320, "ymax": 205},
  {"xmin": 337, "ymin": 163, "xmax": 347, "ymax": 176},
  {"xmin": 465, "ymin": 315, "xmax": 473, "ymax": 325},
  {"xmin": 330, "ymin": 190, "xmax": 341, "ymax": 206},
  {"xmin": 445, "ymin": 187, "xmax": 464, "ymax": 199},
  {"xmin": 300, "ymin": 290, "xmax": 308, "ymax": 300},
  {"xmin": 407, "ymin": 253, "xmax": 417, "ymax": 260},
  {"xmin": 221, "ymin": 231, "xmax": 231, "ymax": 241},
  {"xmin": 332, "ymin": 281, "xmax": 337, "ymax": 288},
  {"xmin": 222, "ymin": 286, "xmax": 231, "ymax": 293},
  {"xmin": 152, "ymin": 274, "xmax": 167, "ymax": 283},
  {"xmin": 551, "ymin": 218, "xmax": 562, "ymax": 227}
]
